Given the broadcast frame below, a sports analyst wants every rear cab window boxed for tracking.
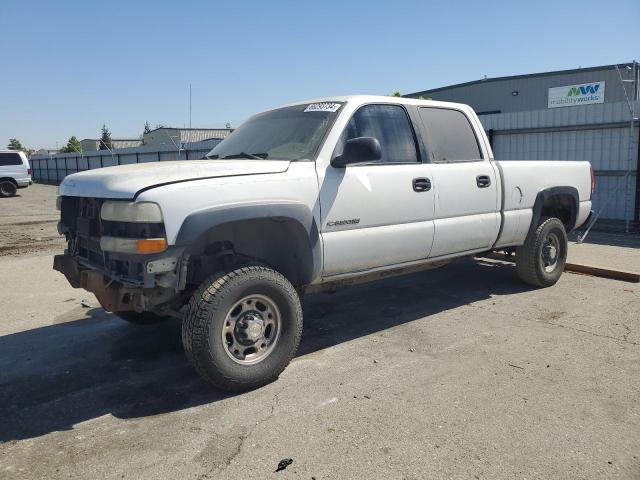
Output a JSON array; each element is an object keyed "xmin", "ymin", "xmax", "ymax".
[{"xmin": 418, "ymin": 107, "xmax": 483, "ymax": 162}]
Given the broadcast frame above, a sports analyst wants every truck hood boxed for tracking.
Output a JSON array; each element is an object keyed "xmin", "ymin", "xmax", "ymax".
[{"xmin": 58, "ymin": 160, "xmax": 291, "ymax": 199}]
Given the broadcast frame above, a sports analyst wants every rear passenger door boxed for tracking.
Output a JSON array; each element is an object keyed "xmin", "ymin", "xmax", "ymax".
[{"xmin": 417, "ymin": 107, "xmax": 500, "ymax": 258}]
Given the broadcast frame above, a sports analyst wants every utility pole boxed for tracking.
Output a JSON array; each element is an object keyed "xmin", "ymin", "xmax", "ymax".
[
  {"xmin": 99, "ymin": 139, "xmax": 114, "ymax": 160},
  {"xmin": 621, "ymin": 61, "xmax": 638, "ymax": 233},
  {"xmin": 189, "ymin": 84, "xmax": 192, "ymax": 130},
  {"xmin": 578, "ymin": 60, "xmax": 638, "ymax": 242},
  {"xmin": 168, "ymin": 133, "xmax": 183, "ymax": 160}
]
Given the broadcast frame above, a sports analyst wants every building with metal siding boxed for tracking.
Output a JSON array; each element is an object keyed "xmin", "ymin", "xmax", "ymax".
[
  {"xmin": 407, "ymin": 64, "xmax": 633, "ymax": 113},
  {"xmin": 80, "ymin": 138, "xmax": 143, "ymax": 151},
  {"xmin": 406, "ymin": 63, "xmax": 639, "ymax": 228},
  {"xmin": 142, "ymin": 127, "xmax": 233, "ymax": 147}
]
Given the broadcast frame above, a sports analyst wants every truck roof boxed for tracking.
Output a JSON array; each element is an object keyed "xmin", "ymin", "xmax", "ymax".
[{"xmin": 279, "ymin": 94, "xmax": 473, "ymax": 111}]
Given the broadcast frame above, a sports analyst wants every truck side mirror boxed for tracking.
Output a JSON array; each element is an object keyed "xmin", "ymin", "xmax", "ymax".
[{"xmin": 331, "ymin": 137, "xmax": 382, "ymax": 168}]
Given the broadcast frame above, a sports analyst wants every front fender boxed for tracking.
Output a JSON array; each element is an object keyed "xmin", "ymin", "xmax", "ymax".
[{"xmin": 174, "ymin": 202, "xmax": 322, "ymax": 284}]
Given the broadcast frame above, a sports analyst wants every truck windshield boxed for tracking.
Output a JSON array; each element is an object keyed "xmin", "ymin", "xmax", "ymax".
[{"xmin": 206, "ymin": 102, "xmax": 343, "ymax": 161}]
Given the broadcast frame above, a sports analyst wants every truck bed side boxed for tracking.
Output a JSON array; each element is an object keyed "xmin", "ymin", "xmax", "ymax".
[{"xmin": 494, "ymin": 160, "xmax": 592, "ymax": 248}]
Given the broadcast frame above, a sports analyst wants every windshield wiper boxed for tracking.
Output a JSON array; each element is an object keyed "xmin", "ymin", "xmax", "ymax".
[{"xmin": 221, "ymin": 152, "xmax": 269, "ymax": 160}]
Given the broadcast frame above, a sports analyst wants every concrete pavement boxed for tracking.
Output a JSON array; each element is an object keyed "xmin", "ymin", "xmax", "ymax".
[
  {"xmin": 1, "ymin": 253, "xmax": 638, "ymax": 479},
  {"xmin": 1, "ymin": 184, "xmax": 639, "ymax": 479}
]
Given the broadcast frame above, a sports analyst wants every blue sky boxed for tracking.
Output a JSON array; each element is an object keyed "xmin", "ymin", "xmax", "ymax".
[{"xmin": 1, "ymin": 0, "xmax": 638, "ymax": 149}]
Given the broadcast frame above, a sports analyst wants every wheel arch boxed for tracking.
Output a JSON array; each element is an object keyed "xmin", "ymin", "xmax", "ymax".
[
  {"xmin": 530, "ymin": 186, "xmax": 579, "ymax": 233},
  {"xmin": 0, "ymin": 177, "xmax": 18, "ymax": 186},
  {"xmin": 175, "ymin": 203, "xmax": 321, "ymax": 288}
]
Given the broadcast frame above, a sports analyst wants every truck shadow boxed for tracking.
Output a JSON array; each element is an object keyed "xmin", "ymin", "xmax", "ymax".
[{"xmin": 0, "ymin": 258, "xmax": 529, "ymax": 441}]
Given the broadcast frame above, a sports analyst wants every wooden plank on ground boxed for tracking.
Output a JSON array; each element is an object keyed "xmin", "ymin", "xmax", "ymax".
[{"xmin": 485, "ymin": 252, "xmax": 640, "ymax": 283}]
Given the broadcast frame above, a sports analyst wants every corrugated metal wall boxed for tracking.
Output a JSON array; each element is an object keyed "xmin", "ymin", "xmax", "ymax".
[
  {"xmin": 490, "ymin": 129, "xmax": 637, "ymax": 220},
  {"xmin": 29, "ymin": 139, "xmax": 222, "ymax": 185},
  {"xmin": 478, "ymin": 101, "xmax": 639, "ymax": 222}
]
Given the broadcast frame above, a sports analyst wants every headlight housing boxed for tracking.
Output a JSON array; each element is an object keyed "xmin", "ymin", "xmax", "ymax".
[
  {"xmin": 100, "ymin": 201, "xmax": 163, "ymax": 223},
  {"xmin": 99, "ymin": 201, "xmax": 167, "ymax": 254}
]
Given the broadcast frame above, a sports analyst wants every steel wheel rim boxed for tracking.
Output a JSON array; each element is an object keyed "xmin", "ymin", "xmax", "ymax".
[
  {"xmin": 221, "ymin": 294, "xmax": 281, "ymax": 365},
  {"xmin": 0, "ymin": 183, "xmax": 14, "ymax": 196},
  {"xmin": 541, "ymin": 231, "xmax": 561, "ymax": 273}
]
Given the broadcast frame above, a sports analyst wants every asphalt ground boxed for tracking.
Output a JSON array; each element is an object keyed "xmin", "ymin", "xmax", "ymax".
[{"xmin": 0, "ymin": 184, "xmax": 638, "ymax": 479}]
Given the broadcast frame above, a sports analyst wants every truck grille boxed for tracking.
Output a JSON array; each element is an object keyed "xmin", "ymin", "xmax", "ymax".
[{"xmin": 60, "ymin": 196, "xmax": 106, "ymax": 265}]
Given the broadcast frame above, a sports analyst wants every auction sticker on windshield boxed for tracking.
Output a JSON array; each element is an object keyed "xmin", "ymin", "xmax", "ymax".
[{"xmin": 304, "ymin": 103, "xmax": 341, "ymax": 113}]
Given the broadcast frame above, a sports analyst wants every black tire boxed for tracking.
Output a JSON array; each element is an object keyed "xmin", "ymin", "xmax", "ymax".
[
  {"xmin": 116, "ymin": 311, "xmax": 168, "ymax": 325},
  {"xmin": 516, "ymin": 217, "xmax": 568, "ymax": 287},
  {"xmin": 182, "ymin": 266, "xmax": 303, "ymax": 392},
  {"xmin": 0, "ymin": 181, "xmax": 17, "ymax": 198}
]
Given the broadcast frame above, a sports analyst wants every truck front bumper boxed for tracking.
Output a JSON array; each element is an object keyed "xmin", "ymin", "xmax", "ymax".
[
  {"xmin": 53, "ymin": 254, "xmax": 144, "ymax": 312},
  {"xmin": 53, "ymin": 248, "xmax": 185, "ymax": 313}
]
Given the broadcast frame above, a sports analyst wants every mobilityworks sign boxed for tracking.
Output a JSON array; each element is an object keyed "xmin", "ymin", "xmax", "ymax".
[{"xmin": 548, "ymin": 81, "xmax": 605, "ymax": 108}]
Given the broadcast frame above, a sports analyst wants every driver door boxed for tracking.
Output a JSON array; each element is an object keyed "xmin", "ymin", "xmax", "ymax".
[{"xmin": 317, "ymin": 103, "xmax": 435, "ymax": 277}]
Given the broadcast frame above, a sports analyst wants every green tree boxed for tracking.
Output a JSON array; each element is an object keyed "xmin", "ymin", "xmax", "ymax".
[
  {"xmin": 7, "ymin": 138, "xmax": 24, "ymax": 151},
  {"xmin": 99, "ymin": 124, "xmax": 112, "ymax": 150},
  {"xmin": 60, "ymin": 136, "xmax": 82, "ymax": 154},
  {"xmin": 391, "ymin": 91, "xmax": 402, "ymax": 97},
  {"xmin": 143, "ymin": 121, "xmax": 152, "ymax": 134}
]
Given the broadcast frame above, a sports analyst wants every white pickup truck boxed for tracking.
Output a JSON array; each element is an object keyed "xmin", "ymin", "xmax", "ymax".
[{"xmin": 55, "ymin": 96, "xmax": 594, "ymax": 391}]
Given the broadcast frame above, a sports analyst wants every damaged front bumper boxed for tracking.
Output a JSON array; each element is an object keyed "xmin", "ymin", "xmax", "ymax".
[{"xmin": 53, "ymin": 248, "xmax": 186, "ymax": 313}]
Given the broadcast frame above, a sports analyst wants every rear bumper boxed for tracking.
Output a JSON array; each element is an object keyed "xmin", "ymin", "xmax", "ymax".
[
  {"xmin": 16, "ymin": 178, "xmax": 32, "ymax": 188},
  {"xmin": 575, "ymin": 201, "xmax": 592, "ymax": 229},
  {"xmin": 583, "ymin": 209, "xmax": 594, "ymax": 227}
]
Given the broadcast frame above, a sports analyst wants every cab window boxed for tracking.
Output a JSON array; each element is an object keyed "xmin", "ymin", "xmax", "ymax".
[{"xmin": 418, "ymin": 107, "xmax": 483, "ymax": 162}]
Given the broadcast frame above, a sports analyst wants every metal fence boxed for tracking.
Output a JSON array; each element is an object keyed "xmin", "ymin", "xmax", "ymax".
[{"xmin": 30, "ymin": 139, "xmax": 222, "ymax": 185}]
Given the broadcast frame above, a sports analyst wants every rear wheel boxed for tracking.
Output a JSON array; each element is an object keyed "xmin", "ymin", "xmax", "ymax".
[
  {"xmin": 0, "ymin": 181, "xmax": 17, "ymax": 198},
  {"xmin": 516, "ymin": 217, "xmax": 568, "ymax": 287},
  {"xmin": 182, "ymin": 266, "xmax": 303, "ymax": 391},
  {"xmin": 116, "ymin": 311, "xmax": 168, "ymax": 325}
]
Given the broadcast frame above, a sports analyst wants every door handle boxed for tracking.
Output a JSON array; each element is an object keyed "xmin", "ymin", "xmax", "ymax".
[
  {"xmin": 476, "ymin": 175, "xmax": 491, "ymax": 188},
  {"xmin": 412, "ymin": 177, "xmax": 431, "ymax": 192}
]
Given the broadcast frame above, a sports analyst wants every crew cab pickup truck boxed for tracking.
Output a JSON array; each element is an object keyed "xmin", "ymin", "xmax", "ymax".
[{"xmin": 55, "ymin": 96, "xmax": 594, "ymax": 391}]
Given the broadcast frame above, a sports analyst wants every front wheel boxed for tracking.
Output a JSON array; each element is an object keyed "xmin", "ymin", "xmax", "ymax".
[
  {"xmin": 516, "ymin": 217, "xmax": 568, "ymax": 287},
  {"xmin": 182, "ymin": 266, "xmax": 303, "ymax": 391}
]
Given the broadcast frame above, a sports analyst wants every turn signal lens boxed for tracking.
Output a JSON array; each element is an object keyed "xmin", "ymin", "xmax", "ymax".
[
  {"xmin": 136, "ymin": 238, "xmax": 167, "ymax": 254},
  {"xmin": 590, "ymin": 165, "xmax": 596, "ymax": 196},
  {"xmin": 100, "ymin": 236, "xmax": 167, "ymax": 254}
]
